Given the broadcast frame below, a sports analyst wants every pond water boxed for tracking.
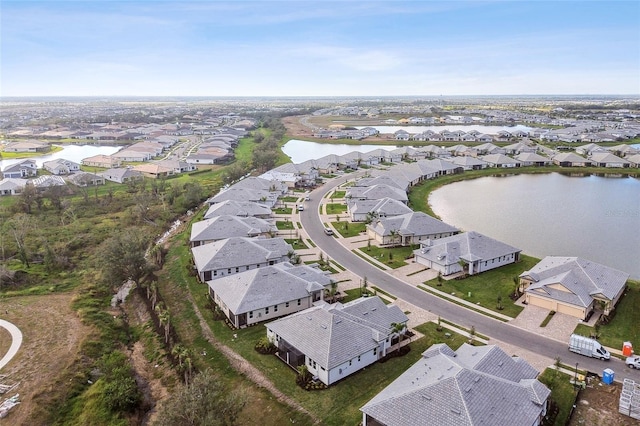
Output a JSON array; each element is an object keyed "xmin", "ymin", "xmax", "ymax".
[
  {"xmin": 0, "ymin": 145, "xmax": 121, "ymax": 170},
  {"xmin": 428, "ymin": 173, "xmax": 640, "ymax": 279},
  {"xmin": 357, "ymin": 124, "xmax": 532, "ymax": 134},
  {"xmin": 282, "ymin": 139, "xmax": 403, "ymax": 163}
]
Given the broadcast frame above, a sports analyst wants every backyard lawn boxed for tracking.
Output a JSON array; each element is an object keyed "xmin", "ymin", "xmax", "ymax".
[
  {"xmin": 356, "ymin": 244, "xmax": 417, "ymax": 269},
  {"xmin": 326, "ymin": 203, "xmax": 348, "ymax": 214},
  {"xmin": 331, "ymin": 221, "xmax": 366, "ymax": 238},
  {"xmin": 537, "ymin": 368, "xmax": 577, "ymax": 426},
  {"xmin": 275, "ymin": 220, "xmax": 295, "ymax": 230},
  {"xmin": 574, "ymin": 280, "xmax": 640, "ymax": 350},
  {"xmin": 421, "ymin": 254, "xmax": 541, "ymax": 318},
  {"xmin": 284, "ymin": 238, "xmax": 309, "ymax": 250},
  {"xmin": 205, "ymin": 317, "xmax": 470, "ymax": 425}
]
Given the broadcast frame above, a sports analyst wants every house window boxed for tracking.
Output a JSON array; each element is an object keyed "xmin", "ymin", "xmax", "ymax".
[
  {"xmin": 285, "ymin": 302, "xmax": 290, "ymax": 308},
  {"xmin": 249, "ymin": 311, "xmax": 253, "ymax": 319},
  {"xmin": 228, "ymin": 268, "xmax": 231, "ymax": 274},
  {"xmin": 265, "ymin": 307, "xmax": 270, "ymax": 314},
  {"xmin": 297, "ymin": 299, "xmax": 301, "ymax": 306},
  {"xmin": 373, "ymin": 347, "xmax": 377, "ymax": 356},
  {"xmin": 246, "ymin": 266, "xmax": 250, "ymax": 271},
  {"xmin": 269, "ymin": 260, "xmax": 275, "ymax": 265},
  {"xmin": 357, "ymin": 356, "xmax": 361, "ymax": 362},
  {"xmin": 313, "ymin": 361, "xmax": 316, "ymax": 369},
  {"xmin": 349, "ymin": 360, "xmax": 352, "ymax": 366},
  {"xmin": 235, "ymin": 267, "xmax": 239, "ymax": 273},
  {"xmin": 213, "ymin": 270, "xmax": 218, "ymax": 276},
  {"xmin": 274, "ymin": 305, "xmax": 278, "ymax": 312}
]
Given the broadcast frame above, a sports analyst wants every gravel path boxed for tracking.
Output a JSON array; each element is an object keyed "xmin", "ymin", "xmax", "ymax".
[{"xmin": 186, "ymin": 291, "xmax": 320, "ymax": 424}]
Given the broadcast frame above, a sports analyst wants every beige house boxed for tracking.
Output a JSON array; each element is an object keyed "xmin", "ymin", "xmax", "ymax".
[{"xmin": 520, "ymin": 256, "xmax": 629, "ymax": 320}]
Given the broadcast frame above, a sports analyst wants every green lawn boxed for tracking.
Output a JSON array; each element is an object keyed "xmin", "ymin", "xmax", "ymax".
[
  {"xmin": 284, "ymin": 238, "xmax": 309, "ymax": 250},
  {"xmin": 574, "ymin": 280, "xmax": 640, "ymax": 349},
  {"xmin": 538, "ymin": 368, "xmax": 577, "ymax": 426},
  {"xmin": 275, "ymin": 220, "xmax": 295, "ymax": 230},
  {"xmin": 326, "ymin": 203, "xmax": 348, "ymax": 214},
  {"xmin": 272, "ymin": 207, "xmax": 293, "ymax": 214},
  {"xmin": 330, "ymin": 190, "xmax": 346, "ymax": 199},
  {"xmin": 421, "ymin": 255, "xmax": 540, "ymax": 318},
  {"xmin": 280, "ymin": 196, "xmax": 299, "ymax": 203},
  {"xmin": 356, "ymin": 245, "xmax": 417, "ymax": 269},
  {"xmin": 331, "ymin": 221, "xmax": 367, "ymax": 238},
  {"xmin": 204, "ymin": 317, "xmax": 471, "ymax": 425}
]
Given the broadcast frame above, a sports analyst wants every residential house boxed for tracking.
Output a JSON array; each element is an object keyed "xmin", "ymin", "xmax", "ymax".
[
  {"xmin": 207, "ymin": 187, "xmax": 279, "ymax": 208},
  {"xmin": 132, "ymin": 163, "xmax": 174, "ymax": 178},
  {"xmin": 30, "ymin": 175, "xmax": 67, "ymax": 189},
  {"xmin": 66, "ymin": 171, "xmax": 105, "ymax": 186},
  {"xmin": 355, "ymin": 174, "xmax": 409, "ymax": 192},
  {"xmin": 3, "ymin": 140, "xmax": 50, "ymax": 153},
  {"xmin": 192, "ymin": 237, "xmax": 292, "ymax": 282},
  {"xmin": 475, "ymin": 142, "xmax": 505, "ymax": 155},
  {"xmin": 266, "ymin": 296, "xmax": 408, "ymax": 386},
  {"xmin": 111, "ymin": 149, "xmax": 152, "ymax": 162},
  {"xmin": 520, "ymin": 256, "xmax": 629, "ymax": 320},
  {"xmin": 2, "ymin": 160, "xmax": 37, "ymax": 178},
  {"xmin": 480, "ymin": 153, "xmax": 522, "ymax": 168},
  {"xmin": 189, "ymin": 215, "xmax": 276, "ymax": 247},
  {"xmin": 414, "ymin": 231, "xmax": 521, "ymax": 276},
  {"xmin": 203, "ymin": 200, "xmax": 273, "ymax": 220},
  {"xmin": 100, "ymin": 167, "xmax": 143, "ymax": 183},
  {"xmin": 607, "ymin": 144, "xmax": 639, "ymax": 158},
  {"xmin": 209, "ymin": 262, "xmax": 333, "ymax": 328},
  {"xmin": 626, "ymin": 153, "xmax": 640, "ymax": 167},
  {"xmin": 42, "ymin": 158, "xmax": 81, "ymax": 175},
  {"xmin": 347, "ymin": 197, "xmax": 413, "ymax": 222},
  {"xmin": 361, "ymin": 343, "xmax": 550, "ymax": 426},
  {"xmin": 576, "ymin": 143, "xmax": 607, "ymax": 156},
  {"xmin": 419, "ymin": 159, "xmax": 463, "ymax": 176},
  {"xmin": 152, "ymin": 159, "xmax": 197, "ymax": 174},
  {"xmin": 503, "ymin": 141, "xmax": 536, "ymax": 155},
  {"xmin": 588, "ymin": 152, "xmax": 631, "ymax": 168},
  {"xmin": 82, "ymin": 154, "xmax": 121, "ymax": 169},
  {"xmin": 367, "ymin": 212, "xmax": 459, "ymax": 246},
  {"xmin": 515, "ymin": 152, "xmax": 552, "ymax": 167},
  {"xmin": 230, "ymin": 176, "xmax": 288, "ymax": 196},
  {"xmin": 446, "ymin": 156, "xmax": 488, "ymax": 170},
  {"xmin": 552, "ymin": 152, "xmax": 592, "ymax": 167},
  {"xmin": 0, "ymin": 178, "xmax": 27, "ymax": 196},
  {"xmin": 346, "ymin": 184, "xmax": 408, "ymax": 204}
]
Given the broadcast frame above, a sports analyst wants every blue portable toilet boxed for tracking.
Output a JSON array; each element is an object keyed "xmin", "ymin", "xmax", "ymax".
[{"xmin": 602, "ymin": 368, "xmax": 614, "ymax": 385}]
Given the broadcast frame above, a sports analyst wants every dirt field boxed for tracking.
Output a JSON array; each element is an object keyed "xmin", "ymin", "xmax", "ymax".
[
  {"xmin": 0, "ymin": 293, "xmax": 92, "ymax": 424},
  {"xmin": 570, "ymin": 376, "xmax": 640, "ymax": 425}
]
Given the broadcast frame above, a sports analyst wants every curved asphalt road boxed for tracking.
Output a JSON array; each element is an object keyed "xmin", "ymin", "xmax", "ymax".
[
  {"xmin": 302, "ymin": 173, "xmax": 640, "ymax": 382},
  {"xmin": 0, "ymin": 319, "xmax": 23, "ymax": 371}
]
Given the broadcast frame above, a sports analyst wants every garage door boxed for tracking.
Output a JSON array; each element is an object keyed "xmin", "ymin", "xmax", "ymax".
[
  {"xmin": 556, "ymin": 302, "xmax": 583, "ymax": 319},
  {"xmin": 528, "ymin": 295, "xmax": 555, "ymax": 311}
]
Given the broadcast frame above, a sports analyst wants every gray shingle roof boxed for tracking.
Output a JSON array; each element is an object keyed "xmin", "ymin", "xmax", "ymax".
[
  {"xmin": 266, "ymin": 296, "xmax": 408, "ymax": 369},
  {"xmin": 369, "ymin": 212, "xmax": 459, "ymax": 238},
  {"xmin": 522, "ymin": 256, "xmax": 629, "ymax": 307},
  {"xmin": 348, "ymin": 197, "xmax": 413, "ymax": 217},
  {"xmin": 361, "ymin": 343, "xmax": 550, "ymax": 426},
  {"xmin": 415, "ymin": 231, "xmax": 521, "ymax": 266},
  {"xmin": 209, "ymin": 263, "xmax": 331, "ymax": 314},
  {"xmin": 191, "ymin": 237, "xmax": 292, "ymax": 273},
  {"xmin": 203, "ymin": 199, "xmax": 273, "ymax": 219},
  {"xmin": 346, "ymin": 184, "xmax": 408, "ymax": 203},
  {"xmin": 190, "ymin": 215, "xmax": 275, "ymax": 243}
]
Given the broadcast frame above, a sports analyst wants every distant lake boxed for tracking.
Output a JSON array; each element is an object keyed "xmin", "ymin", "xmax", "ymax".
[
  {"xmin": 0, "ymin": 145, "xmax": 121, "ymax": 170},
  {"xmin": 357, "ymin": 124, "xmax": 532, "ymax": 134},
  {"xmin": 429, "ymin": 173, "xmax": 640, "ymax": 279},
  {"xmin": 282, "ymin": 139, "xmax": 403, "ymax": 163}
]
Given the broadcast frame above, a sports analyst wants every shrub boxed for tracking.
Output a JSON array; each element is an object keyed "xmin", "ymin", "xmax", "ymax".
[{"xmin": 254, "ymin": 337, "xmax": 277, "ymax": 355}]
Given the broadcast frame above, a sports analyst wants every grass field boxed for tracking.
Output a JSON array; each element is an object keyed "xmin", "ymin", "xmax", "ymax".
[
  {"xmin": 538, "ymin": 368, "xmax": 577, "ymax": 426},
  {"xmin": 574, "ymin": 280, "xmax": 640, "ymax": 349},
  {"xmin": 325, "ymin": 203, "xmax": 348, "ymax": 214},
  {"xmin": 356, "ymin": 245, "xmax": 417, "ymax": 269},
  {"xmin": 331, "ymin": 221, "xmax": 366, "ymax": 238},
  {"xmin": 421, "ymin": 254, "xmax": 540, "ymax": 318}
]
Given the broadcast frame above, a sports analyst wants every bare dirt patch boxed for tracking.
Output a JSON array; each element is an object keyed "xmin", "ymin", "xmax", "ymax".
[
  {"xmin": 0, "ymin": 293, "xmax": 92, "ymax": 425},
  {"xmin": 570, "ymin": 377, "xmax": 638, "ymax": 426}
]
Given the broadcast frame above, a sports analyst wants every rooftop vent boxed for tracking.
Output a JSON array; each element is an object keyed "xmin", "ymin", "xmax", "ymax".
[
  {"xmin": 422, "ymin": 395, "xmax": 431, "ymax": 401},
  {"xmin": 451, "ymin": 408, "xmax": 462, "ymax": 415}
]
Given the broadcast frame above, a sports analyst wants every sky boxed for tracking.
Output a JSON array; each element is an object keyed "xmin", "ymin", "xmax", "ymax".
[{"xmin": 1, "ymin": 1, "xmax": 639, "ymax": 97}]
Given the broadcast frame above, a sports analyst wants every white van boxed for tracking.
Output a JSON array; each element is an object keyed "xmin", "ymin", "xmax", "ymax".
[
  {"xmin": 297, "ymin": 205, "xmax": 304, "ymax": 211},
  {"xmin": 568, "ymin": 334, "xmax": 610, "ymax": 360}
]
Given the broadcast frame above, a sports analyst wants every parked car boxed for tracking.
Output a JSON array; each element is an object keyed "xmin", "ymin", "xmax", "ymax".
[
  {"xmin": 324, "ymin": 227, "xmax": 334, "ymax": 236},
  {"xmin": 626, "ymin": 356, "xmax": 640, "ymax": 369},
  {"xmin": 568, "ymin": 334, "xmax": 610, "ymax": 360},
  {"xmin": 297, "ymin": 205, "xmax": 304, "ymax": 211}
]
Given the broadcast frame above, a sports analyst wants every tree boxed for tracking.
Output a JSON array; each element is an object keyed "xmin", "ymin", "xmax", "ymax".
[
  {"xmin": 99, "ymin": 229, "xmax": 153, "ymax": 289},
  {"xmin": 7, "ymin": 213, "xmax": 33, "ymax": 268},
  {"xmin": 513, "ymin": 275, "xmax": 521, "ymax": 298},
  {"xmin": 153, "ymin": 369, "xmax": 246, "ymax": 426},
  {"xmin": 16, "ymin": 183, "xmax": 38, "ymax": 214},
  {"xmin": 390, "ymin": 322, "xmax": 406, "ymax": 352},
  {"xmin": 436, "ymin": 271, "xmax": 443, "ymax": 287}
]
